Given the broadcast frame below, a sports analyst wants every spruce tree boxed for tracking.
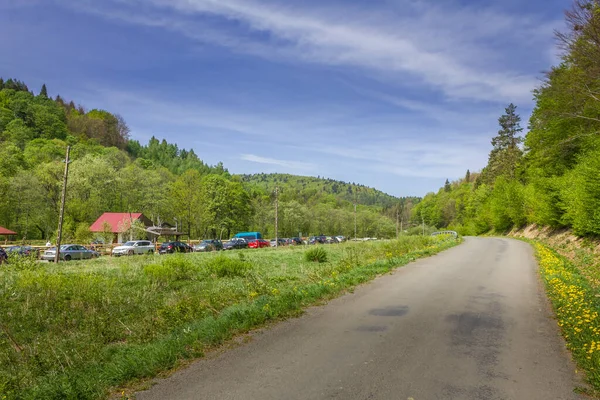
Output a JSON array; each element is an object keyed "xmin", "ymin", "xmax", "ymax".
[
  {"xmin": 444, "ymin": 179, "xmax": 451, "ymax": 192},
  {"xmin": 39, "ymin": 83, "xmax": 48, "ymax": 98},
  {"xmin": 465, "ymin": 169, "xmax": 471, "ymax": 182},
  {"xmin": 485, "ymin": 103, "xmax": 523, "ymax": 182}
]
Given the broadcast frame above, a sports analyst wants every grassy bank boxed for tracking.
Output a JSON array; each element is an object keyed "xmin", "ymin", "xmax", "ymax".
[
  {"xmin": 533, "ymin": 242, "xmax": 600, "ymax": 393},
  {"xmin": 0, "ymin": 236, "xmax": 459, "ymax": 399}
]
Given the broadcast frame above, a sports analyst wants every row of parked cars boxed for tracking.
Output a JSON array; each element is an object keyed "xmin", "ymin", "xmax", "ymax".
[
  {"xmin": 308, "ymin": 235, "xmax": 347, "ymax": 245},
  {"xmin": 0, "ymin": 234, "xmax": 351, "ymax": 264}
]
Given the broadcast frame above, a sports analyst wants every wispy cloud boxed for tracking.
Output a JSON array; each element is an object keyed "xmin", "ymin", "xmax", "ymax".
[
  {"xmin": 80, "ymin": 86, "xmax": 486, "ymax": 179},
  {"xmin": 303, "ymin": 137, "xmax": 488, "ymax": 179},
  {"xmin": 57, "ymin": 0, "xmax": 559, "ymax": 103},
  {"xmin": 240, "ymin": 154, "xmax": 315, "ymax": 171}
]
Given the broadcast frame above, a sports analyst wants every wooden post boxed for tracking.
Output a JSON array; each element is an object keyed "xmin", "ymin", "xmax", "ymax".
[{"xmin": 55, "ymin": 146, "xmax": 70, "ymax": 263}]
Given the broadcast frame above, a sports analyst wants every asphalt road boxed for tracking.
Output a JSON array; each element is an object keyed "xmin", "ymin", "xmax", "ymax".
[{"xmin": 137, "ymin": 237, "xmax": 583, "ymax": 400}]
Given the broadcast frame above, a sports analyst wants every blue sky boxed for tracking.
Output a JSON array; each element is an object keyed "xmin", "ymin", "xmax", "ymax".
[{"xmin": 0, "ymin": 0, "xmax": 566, "ymax": 196}]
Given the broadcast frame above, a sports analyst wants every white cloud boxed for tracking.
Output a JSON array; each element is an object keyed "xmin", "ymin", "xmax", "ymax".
[
  {"xmin": 59, "ymin": 0, "xmax": 559, "ymax": 103},
  {"xmin": 73, "ymin": 87, "xmax": 501, "ymax": 182},
  {"xmin": 240, "ymin": 154, "xmax": 315, "ymax": 171},
  {"xmin": 306, "ymin": 137, "xmax": 488, "ymax": 179}
]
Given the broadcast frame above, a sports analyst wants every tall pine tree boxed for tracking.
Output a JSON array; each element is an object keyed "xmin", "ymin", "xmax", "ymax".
[
  {"xmin": 484, "ymin": 103, "xmax": 523, "ymax": 182},
  {"xmin": 39, "ymin": 84, "xmax": 48, "ymax": 98}
]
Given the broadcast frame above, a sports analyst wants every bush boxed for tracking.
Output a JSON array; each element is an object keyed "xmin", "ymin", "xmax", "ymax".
[
  {"xmin": 144, "ymin": 256, "xmax": 197, "ymax": 283},
  {"xmin": 304, "ymin": 247, "xmax": 328, "ymax": 263},
  {"xmin": 207, "ymin": 254, "xmax": 250, "ymax": 278},
  {"xmin": 5, "ymin": 253, "xmax": 40, "ymax": 271}
]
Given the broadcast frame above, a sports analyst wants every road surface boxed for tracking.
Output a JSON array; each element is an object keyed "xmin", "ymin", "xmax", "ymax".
[{"xmin": 137, "ymin": 237, "xmax": 583, "ymax": 400}]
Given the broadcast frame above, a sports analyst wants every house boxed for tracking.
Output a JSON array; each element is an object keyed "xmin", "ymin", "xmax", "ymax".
[
  {"xmin": 89, "ymin": 213, "xmax": 153, "ymax": 243},
  {"xmin": 0, "ymin": 226, "xmax": 17, "ymax": 242}
]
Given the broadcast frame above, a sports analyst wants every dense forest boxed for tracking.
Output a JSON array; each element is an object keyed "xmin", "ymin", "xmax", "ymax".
[
  {"xmin": 239, "ymin": 173, "xmax": 419, "ymax": 239},
  {"xmin": 412, "ymin": 0, "xmax": 600, "ymax": 237},
  {"xmin": 0, "ymin": 79, "xmax": 407, "ymax": 242}
]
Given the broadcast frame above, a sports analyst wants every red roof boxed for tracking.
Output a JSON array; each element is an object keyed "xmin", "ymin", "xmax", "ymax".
[
  {"xmin": 0, "ymin": 226, "xmax": 17, "ymax": 235},
  {"xmin": 89, "ymin": 213, "xmax": 145, "ymax": 233}
]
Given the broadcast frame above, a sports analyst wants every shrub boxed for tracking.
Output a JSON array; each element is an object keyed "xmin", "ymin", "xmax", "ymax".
[
  {"xmin": 144, "ymin": 256, "xmax": 197, "ymax": 283},
  {"xmin": 207, "ymin": 254, "xmax": 250, "ymax": 278},
  {"xmin": 5, "ymin": 253, "xmax": 40, "ymax": 271},
  {"xmin": 144, "ymin": 263, "xmax": 175, "ymax": 284},
  {"xmin": 162, "ymin": 255, "xmax": 197, "ymax": 280},
  {"xmin": 304, "ymin": 247, "xmax": 328, "ymax": 263}
]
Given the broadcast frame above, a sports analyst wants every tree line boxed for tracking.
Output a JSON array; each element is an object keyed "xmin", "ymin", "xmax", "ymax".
[
  {"xmin": 412, "ymin": 0, "xmax": 600, "ymax": 237},
  {"xmin": 0, "ymin": 80, "xmax": 406, "ymax": 242}
]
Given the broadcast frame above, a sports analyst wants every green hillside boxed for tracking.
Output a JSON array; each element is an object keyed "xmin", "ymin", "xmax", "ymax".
[
  {"xmin": 0, "ymin": 79, "xmax": 412, "ymax": 241},
  {"xmin": 239, "ymin": 173, "xmax": 414, "ymax": 209}
]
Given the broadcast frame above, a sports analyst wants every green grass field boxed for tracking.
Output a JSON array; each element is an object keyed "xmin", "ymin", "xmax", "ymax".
[{"xmin": 0, "ymin": 236, "xmax": 459, "ymax": 400}]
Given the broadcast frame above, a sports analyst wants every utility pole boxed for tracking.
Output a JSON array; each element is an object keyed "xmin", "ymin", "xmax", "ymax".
[
  {"xmin": 354, "ymin": 202, "xmax": 357, "ymax": 241},
  {"xmin": 129, "ymin": 211, "xmax": 133, "ymax": 241},
  {"xmin": 396, "ymin": 208, "xmax": 399, "ymax": 239},
  {"xmin": 55, "ymin": 146, "xmax": 71, "ymax": 263},
  {"xmin": 400, "ymin": 215, "xmax": 404, "ymax": 236},
  {"xmin": 353, "ymin": 185, "xmax": 358, "ymax": 241},
  {"xmin": 274, "ymin": 186, "xmax": 279, "ymax": 247}
]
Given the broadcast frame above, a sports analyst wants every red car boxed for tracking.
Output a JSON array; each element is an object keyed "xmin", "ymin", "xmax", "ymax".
[{"xmin": 247, "ymin": 239, "xmax": 270, "ymax": 249}]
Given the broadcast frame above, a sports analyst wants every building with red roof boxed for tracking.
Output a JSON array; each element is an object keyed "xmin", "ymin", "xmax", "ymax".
[
  {"xmin": 89, "ymin": 213, "xmax": 153, "ymax": 243},
  {"xmin": 0, "ymin": 226, "xmax": 17, "ymax": 238}
]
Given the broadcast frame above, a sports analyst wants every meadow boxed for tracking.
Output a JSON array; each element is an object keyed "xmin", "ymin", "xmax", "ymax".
[{"xmin": 0, "ymin": 236, "xmax": 459, "ymax": 399}]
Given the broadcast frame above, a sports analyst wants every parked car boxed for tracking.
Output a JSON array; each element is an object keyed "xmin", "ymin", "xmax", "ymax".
[
  {"xmin": 248, "ymin": 239, "xmax": 270, "ymax": 249},
  {"xmin": 335, "ymin": 236, "xmax": 346, "ymax": 243},
  {"xmin": 112, "ymin": 240, "xmax": 155, "ymax": 257},
  {"xmin": 41, "ymin": 244, "xmax": 100, "ymax": 261},
  {"xmin": 223, "ymin": 238, "xmax": 248, "ymax": 250},
  {"xmin": 325, "ymin": 236, "xmax": 339, "ymax": 244},
  {"xmin": 270, "ymin": 238, "xmax": 287, "ymax": 247},
  {"xmin": 0, "ymin": 247, "xmax": 7, "ymax": 265},
  {"xmin": 233, "ymin": 231, "xmax": 263, "ymax": 241},
  {"xmin": 6, "ymin": 245, "xmax": 39, "ymax": 258},
  {"xmin": 159, "ymin": 241, "xmax": 193, "ymax": 254},
  {"xmin": 308, "ymin": 235, "xmax": 327, "ymax": 245},
  {"xmin": 194, "ymin": 239, "xmax": 223, "ymax": 252},
  {"xmin": 290, "ymin": 237, "xmax": 303, "ymax": 245}
]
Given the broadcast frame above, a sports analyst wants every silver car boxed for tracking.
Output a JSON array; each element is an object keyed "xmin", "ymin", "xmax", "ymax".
[
  {"xmin": 112, "ymin": 240, "xmax": 155, "ymax": 256},
  {"xmin": 41, "ymin": 244, "xmax": 100, "ymax": 262}
]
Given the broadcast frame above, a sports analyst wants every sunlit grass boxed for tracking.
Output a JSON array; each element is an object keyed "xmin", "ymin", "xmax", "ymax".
[{"xmin": 0, "ymin": 235, "xmax": 459, "ymax": 399}]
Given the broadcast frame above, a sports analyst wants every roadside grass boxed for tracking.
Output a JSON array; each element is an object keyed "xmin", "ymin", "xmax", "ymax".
[
  {"xmin": 533, "ymin": 243, "xmax": 600, "ymax": 394},
  {"xmin": 0, "ymin": 235, "xmax": 459, "ymax": 400}
]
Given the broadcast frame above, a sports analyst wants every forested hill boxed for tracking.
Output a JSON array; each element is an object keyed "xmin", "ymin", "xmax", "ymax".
[
  {"xmin": 239, "ymin": 173, "xmax": 414, "ymax": 209},
  {"xmin": 0, "ymin": 78, "xmax": 409, "ymax": 241},
  {"xmin": 412, "ymin": 1, "xmax": 600, "ymax": 237}
]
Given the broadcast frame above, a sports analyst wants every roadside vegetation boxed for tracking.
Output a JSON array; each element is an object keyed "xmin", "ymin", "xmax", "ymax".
[
  {"xmin": 0, "ymin": 235, "xmax": 459, "ymax": 399},
  {"xmin": 534, "ymin": 242, "xmax": 600, "ymax": 394},
  {"xmin": 412, "ymin": 1, "xmax": 600, "ymax": 238}
]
